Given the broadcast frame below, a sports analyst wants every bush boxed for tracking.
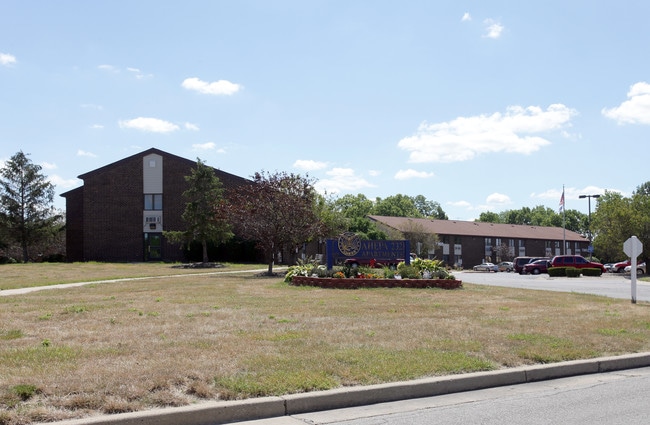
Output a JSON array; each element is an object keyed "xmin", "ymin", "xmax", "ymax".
[
  {"xmin": 582, "ymin": 268, "xmax": 603, "ymax": 277},
  {"xmin": 565, "ymin": 267, "xmax": 581, "ymax": 278},
  {"xmin": 548, "ymin": 267, "xmax": 566, "ymax": 277},
  {"xmin": 396, "ymin": 263, "xmax": 420, "ymax": 279}
]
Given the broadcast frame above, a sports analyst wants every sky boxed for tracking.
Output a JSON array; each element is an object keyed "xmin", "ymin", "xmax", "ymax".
[{"xmin": 2, "ymin": 1, "xmax": 650, "ymax": 221}]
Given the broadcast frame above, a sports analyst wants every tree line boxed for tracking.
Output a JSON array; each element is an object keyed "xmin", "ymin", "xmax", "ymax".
[{"xmin": 1, "ymin": 150, "xmax": 647, "ymax": 265}]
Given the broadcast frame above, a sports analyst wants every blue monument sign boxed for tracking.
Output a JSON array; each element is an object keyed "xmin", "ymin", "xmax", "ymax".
[{"xmin": 326, "ymin": 232, "xmax": 411, "ymax": 269}]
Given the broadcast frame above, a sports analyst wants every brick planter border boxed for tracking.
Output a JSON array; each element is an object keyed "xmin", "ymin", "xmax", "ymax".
[{"xmin": 290, "ymin": 276, "xmax": 462, "ymax": 290}]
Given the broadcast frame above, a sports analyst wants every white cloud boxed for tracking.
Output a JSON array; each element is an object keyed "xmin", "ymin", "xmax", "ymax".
[
  {"xmin": 41, "ymin": 162, "xmax": 57, "ymax": 170},
  {"xmin": 447, "ymin": 200, "xmax": 471, "ymax": 208},
  {"xmin": 192, "ymin": 142, "xmax": 216, "ymax": 150},
  {"xmin": 49, "ymin": 174, "xmax": 81, "ymax": 190},
  {"xmin": 127, "ymin": 67, "xmax": 152, "ymax": 79},
  {"xmin": 483, "ymin": 19, "xmax": 504, "ymax": 39},
  {"xmin": 314, "ymin": 168, "xmax": 375, "ymax": 194},
  {"xmin": 293, "ymin": 159, "xmax": 328, "ymax": 171},
  {"xmin": 118, "ymin": 117, "xmax": 179, "ymax": 133},
  {"xmin": 485, "ymin": 192, "xmax": 511, "ymax": 205},
  {"xmin": 602, "ymin": 82, "xmax": 650, "ymax": 125},
  {"xmin": 368, "ymin": 169, "xmax": 381, "ymax": 177},
  {"xmin": 398, "ymin": 104, "xmax": 576, "ymax": 163},
  {"xmin": 77, "ymin": 150, "xmax": 97, "ymax": 158},
  {"xmin": 98, "ymin": 64, "xmax": 119, "ymax": 73},
  {"xmin": 394, "ymin": 169, "xmax": 435, "ymax": 180},
  {"xmin": 0, "ymin": 52, "xmax": 17, "ymax": 66},
  {"xmin": 532, "ymin": 186, "xmax": 607, "ymax": 203},
  {"xmin": 461, "ymin": 12, "xmax": 472, "ymax": 22},
  {"xmin": 182, "ymin": 77, "xmax": 242, "ymax": 95},
  {"xmin": 90, "ymin": 124, "xmax": 104, "ymax": 129},
  {"xmin": 185, "ymin": 122, "xmax": 200, "ymax": 131},
  {"xmin": 81, "ymin": 103, "xmax": 103, "ymax": 110}
]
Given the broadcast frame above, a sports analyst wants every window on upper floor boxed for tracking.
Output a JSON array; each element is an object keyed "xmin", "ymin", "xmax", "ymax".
[{"xmin": 144, "ymin": 194, "xmax": 163, "ymax": 210}]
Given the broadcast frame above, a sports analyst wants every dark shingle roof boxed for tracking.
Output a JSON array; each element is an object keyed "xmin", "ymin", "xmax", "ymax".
[{"xmin": 368, "ymin": 215, "xmax": 586, "ymax": 242}]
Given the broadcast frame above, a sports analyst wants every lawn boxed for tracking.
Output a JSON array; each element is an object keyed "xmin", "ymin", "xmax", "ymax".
[{"xmin": 1, "ymin": 262, "xmax": 650, "ymax": 424}]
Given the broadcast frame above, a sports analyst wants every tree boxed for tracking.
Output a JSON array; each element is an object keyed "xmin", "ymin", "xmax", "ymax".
[
  {"xmin": 398, "ymin": 220, "xmax": 438, "ymax": 257},
  {"xmin": 313, "ymin": 193, "xmax": 348, "ymax": 240},
  {"xmin": 477, "ymin": 211, "xmax": 501, "ymax": 223},
  {"xmin": 412, "ymin": 195, "xmax": 448, "ymax": 219},
  {"xmin": 164, "ymin": 159, "xmax": 232, "ymax": 263},
  {"xmin": 591, "ymin": 191, "xmax": 634, "ymax": 262},
  {"xmin": 373, "ymin": 194, "xmax": 422, "ymax": 218},
  {"xmin": 227, "ymin": 171, "xmax": 325, "ymax": 275},
  {"xmin": 332, "ymin": 194, "xmax": 386, "ymax": 239},
  {"xmin": 0, "ymin": 151, "xmax": 60, "ymax": 262}
]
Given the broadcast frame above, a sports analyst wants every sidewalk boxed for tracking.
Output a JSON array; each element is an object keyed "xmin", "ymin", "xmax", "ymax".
[{"xmin": 39, "ymin": 352, "xmax": 650, "ymax": 425}]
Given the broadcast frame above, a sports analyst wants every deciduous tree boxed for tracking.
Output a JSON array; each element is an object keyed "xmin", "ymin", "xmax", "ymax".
[{"xmin": 227, "ymin": 171, "xmax": 325, "ymax": 275}]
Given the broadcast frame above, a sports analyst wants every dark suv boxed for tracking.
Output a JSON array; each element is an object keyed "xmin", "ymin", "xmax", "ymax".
[
  {"xmin": 550, "ymin": 255, "xmax": 606, "ymax": 273},
  {"xmin": 513, "ymin": 256, "xmax": 547, "ymax": 274}
]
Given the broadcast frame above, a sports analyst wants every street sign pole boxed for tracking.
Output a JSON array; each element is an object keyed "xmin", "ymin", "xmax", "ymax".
[{"xmin": 623, "ymin": 236, "xmax": 643, "ymax": 304}]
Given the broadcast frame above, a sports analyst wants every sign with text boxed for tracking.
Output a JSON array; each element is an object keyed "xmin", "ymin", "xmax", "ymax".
[{"xmin": 326, "ymin": 232, "xmax": 411, "ymax": 269}]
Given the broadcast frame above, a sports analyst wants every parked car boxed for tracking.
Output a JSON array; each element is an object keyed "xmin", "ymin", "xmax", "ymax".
[
  {"xmin": 522, "ymin": 259, "xmax": 552, "ymax": 275},
  {"xmin": 513, "ymin": 256, "xmax": 535, "ymax": 274},
  {"xmin": 603, "ymin": 263, "xmax": 616, "ymax": 273},
  {"xmin": 611, "ymin": 260, "xmax": 632, "ymax": 273},
  {"xmin": 513, "ymin": 256, "xmax": 548, "ymax": 274},
  {"xmin": 473, "ymin": 262, "xmax": 499, "ymax": 272},
  {"xmin": 549, "ymin": 255, "xmax": 606, "ymax": 272},
  {"xmin": 345, "ymin": 253, "xmax": 418, "ymax": 269},
  {"xmin": 497, "ymin": 261, "xmax": 514, "ymax": 272},
  {"xmin": 624, "ymin": 262, "xmax": 646, "ymax": 275}
]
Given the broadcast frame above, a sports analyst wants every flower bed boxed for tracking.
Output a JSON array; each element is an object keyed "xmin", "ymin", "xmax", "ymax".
[{"xmin": 290, "ymin": 276, "xmax": 462, "ymax": 289}]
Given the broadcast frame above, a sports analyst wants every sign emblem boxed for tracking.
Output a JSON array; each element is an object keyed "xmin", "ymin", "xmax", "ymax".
[{"xmin": 337, "ymin": 232, "xmax": 361, "ymax": 256}]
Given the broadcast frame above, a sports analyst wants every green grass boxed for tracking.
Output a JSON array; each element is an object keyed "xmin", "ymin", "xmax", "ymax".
[{"xmin": 0, "ymin": 263, "xmax": 649, "ymax": 424}]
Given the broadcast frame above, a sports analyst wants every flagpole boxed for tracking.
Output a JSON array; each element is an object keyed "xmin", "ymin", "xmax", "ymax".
[{"xmin": 562, "ymin": 185, "xmax": 566, "ymax": 255}]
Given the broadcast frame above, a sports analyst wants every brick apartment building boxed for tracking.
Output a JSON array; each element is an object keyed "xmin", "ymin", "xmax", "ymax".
[
  {"xmin": 368, "ymin": 215, "xmax": 590, "ymax": 268},
  {"xmin": 61, "ymin": 148, "xmax": 249, "ymax": 262}
]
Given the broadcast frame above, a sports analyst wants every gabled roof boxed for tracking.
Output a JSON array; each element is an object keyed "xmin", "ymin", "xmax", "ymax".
[
  {"xmin": 76, "ymin": 147, "xmax": 194, "ymax": 180},
  {"xmin": 61, "ymin": 147, "xmax": 249, "ymax": 197},
  {"xmin": 368, "ymin": 215, "xmax": 587, "ymax": 242}
]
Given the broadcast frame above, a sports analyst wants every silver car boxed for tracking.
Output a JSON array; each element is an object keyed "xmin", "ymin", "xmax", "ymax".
[{"xmin": 473, "ymin": 262, "xmax": 499, "ymax": 272}]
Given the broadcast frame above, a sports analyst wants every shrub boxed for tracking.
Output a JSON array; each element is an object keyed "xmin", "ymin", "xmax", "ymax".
[
  {"xmin": 548, "ymin": 267, "xmax": 566, "ymax": 277},
  {"xmin": 565, "ymin": 267, "xmax": 581, "ymax": 278},
  {"xmin": 396, "ymin": 263, "xmax": 420, "ymax": 279},
  {"xmin": 407, "ymin": 258, "xmax": 455, "ymax": 280},
  {"xmin": 582, "ymin": 268, "xmax": 603, "ymax": 277}
]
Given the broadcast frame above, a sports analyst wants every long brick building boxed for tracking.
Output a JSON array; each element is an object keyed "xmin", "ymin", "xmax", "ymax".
[
  {"xmin": 368, "ymin": 215, "xmax": 590, "ymax": 268},
  {"xmin": 61, "ymin": 148, "xmax": 248, "ymax": 262}
]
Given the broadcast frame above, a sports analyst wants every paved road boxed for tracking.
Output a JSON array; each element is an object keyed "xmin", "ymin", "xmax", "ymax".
[
  {"xmin": 235, "ymin": 367, "xmax": 650, "ymax": 425},
  {"xmin": 457, "ymin": 270, "xmax": 650, "ymax": 302}
]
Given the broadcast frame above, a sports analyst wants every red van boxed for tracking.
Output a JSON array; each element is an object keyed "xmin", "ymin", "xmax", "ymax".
[{"xmin": 550, "ymin": 255, "xmax": 606, "ymax": 273}]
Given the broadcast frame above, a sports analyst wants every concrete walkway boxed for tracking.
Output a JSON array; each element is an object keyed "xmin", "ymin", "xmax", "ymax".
[{"xmin": 0, "ymin": 268, "xmax": 285, "ymax": 297}]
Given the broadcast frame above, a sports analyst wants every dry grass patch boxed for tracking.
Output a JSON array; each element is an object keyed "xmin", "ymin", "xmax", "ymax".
[
  {"xmin": 1, "ymin": 266, "xmax": 650, "ymax": 424},
  {"xmin": 0, "ymin": 261, "xmax": 269, "ymax": 290}
]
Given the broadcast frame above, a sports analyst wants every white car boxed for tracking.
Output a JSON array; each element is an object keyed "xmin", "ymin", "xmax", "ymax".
[
  {"xmin": 473, "ymin": 262, "xmax": 499, "ymax": 272},
  {"xmin": 624, "ymin": 262, "xmax": 646, "ymax": 275}
]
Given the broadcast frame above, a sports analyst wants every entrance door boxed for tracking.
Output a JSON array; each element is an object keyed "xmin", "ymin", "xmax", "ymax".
[{"xmin": 144, "ymin": 233, "xmax": 162, "ymax": 261}]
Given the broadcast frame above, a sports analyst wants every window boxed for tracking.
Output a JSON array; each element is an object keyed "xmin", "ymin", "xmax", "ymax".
[{"xmin": 144, "ymin": 194, "xmax": 163, "ymax": 210}]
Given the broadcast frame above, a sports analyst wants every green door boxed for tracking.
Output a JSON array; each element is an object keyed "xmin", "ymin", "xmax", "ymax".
[{"xmin": 145, "ymin": 233, "xmax": 162, "ymax": 261}]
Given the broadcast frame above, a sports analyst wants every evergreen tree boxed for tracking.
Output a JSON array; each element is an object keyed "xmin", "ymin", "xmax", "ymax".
[
  {"xmin": 0, "ymin": 151, "xmax": 60, "ymax": 262},
  {"xmin": 164, "ymin": 159, "xmax": 232, "ymax": 263}
]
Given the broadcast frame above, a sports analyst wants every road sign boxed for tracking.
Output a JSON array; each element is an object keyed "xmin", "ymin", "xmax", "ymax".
[
  {"xmin": 624, "ymin": 236, "xmax": 643, "ymax": 258},
  {"xmin": 623, "ymin": 236, "xmax": 643, "ymax": 304}
]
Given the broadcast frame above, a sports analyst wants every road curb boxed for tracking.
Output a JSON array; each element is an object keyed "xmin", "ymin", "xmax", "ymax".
[{"xmin": 42, "ymin": 352, "xmax": 650, "ymax": 425}]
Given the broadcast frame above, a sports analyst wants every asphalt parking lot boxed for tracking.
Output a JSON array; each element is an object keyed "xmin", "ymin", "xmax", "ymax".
[{"xmin": 458, "ymin": 270, "xmax": 650, "ymax": 303}]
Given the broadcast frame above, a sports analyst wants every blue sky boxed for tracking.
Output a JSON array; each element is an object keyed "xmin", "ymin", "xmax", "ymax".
[{"xmin": 2, "ymin": 1, "xmax": 650, "ymax": 220}]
